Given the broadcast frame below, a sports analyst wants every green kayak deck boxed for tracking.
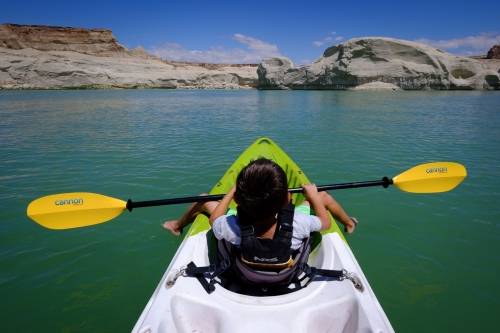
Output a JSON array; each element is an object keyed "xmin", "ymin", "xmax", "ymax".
[
  {"xmin": 133, "ymin": 137, "xmax": 394, "ymax": 333},
  {"xmin": 187, "ymin": 137, "xmax": 345, "ymax": 242}
]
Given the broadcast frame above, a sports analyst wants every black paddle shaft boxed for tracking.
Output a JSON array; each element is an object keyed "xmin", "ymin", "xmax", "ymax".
[
  {"xmin": 289, "ymin": 177, "xmax": 392, "ymax": 193},
  {"xmin": 126, "ymin": 177, "xmax": 392, "ymax": 211}
]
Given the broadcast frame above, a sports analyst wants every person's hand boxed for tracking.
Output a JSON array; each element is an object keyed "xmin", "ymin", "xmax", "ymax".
[
  {"xmin": 302, "ymin": 183, "xmax": 319, "ymax": 200},
  {"xmin": 345, "ymin": 217, "xmax": 358, "ymax": 234}
]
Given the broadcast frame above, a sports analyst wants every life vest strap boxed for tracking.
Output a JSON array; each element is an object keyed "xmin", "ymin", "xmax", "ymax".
[
  {"xmin": 184, "ymin": 259, "xmax": 231, "ymax": 294},
  {"xmin": 183, "ymin": 259, "xmax": 362, "ymax": 295}
]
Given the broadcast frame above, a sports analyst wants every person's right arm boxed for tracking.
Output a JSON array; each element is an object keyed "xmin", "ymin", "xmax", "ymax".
[{"xmin": 302, "ymin": 184, "xmax": 331, "ymax": 231}]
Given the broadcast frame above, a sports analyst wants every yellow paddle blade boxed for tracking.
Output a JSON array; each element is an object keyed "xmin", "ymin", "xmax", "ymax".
[
  {"xmin": 392, "ymin": 162, "xmax": 467, "ymax": 193},
  {"xmin": 27, "ymin": 192, "xmax": 127, "ymax": 230}
]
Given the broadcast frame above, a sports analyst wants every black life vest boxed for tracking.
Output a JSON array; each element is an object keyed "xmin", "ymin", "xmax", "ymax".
[
  {"xmin": 238, "ymin": 203, "xmax": 295, "ymax": 270},
  {"xmin": 182, "ymin": 204, "xmax": 363, "ymax": 295}
]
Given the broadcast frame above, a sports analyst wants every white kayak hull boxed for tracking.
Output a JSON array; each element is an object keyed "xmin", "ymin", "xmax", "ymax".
[{"xmin": 132, "ymin": 231, "xmax": 394, "ymax": 333}]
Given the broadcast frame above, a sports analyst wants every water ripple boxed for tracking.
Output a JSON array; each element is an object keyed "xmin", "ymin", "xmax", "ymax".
[{"xmin": 1, "ymin": 90, "xmax": 500, "ymax": 332}]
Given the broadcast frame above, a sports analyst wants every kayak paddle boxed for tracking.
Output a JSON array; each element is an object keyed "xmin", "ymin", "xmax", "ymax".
[{"xmin": 27, "ymin": 161, "xmax": 466, "ymax": 230}]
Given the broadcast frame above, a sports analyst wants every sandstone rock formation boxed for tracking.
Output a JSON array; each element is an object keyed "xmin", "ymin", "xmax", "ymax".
[
  {"xmin": 2, "ymin": 25, "xmax": 499, "ymax": 90},
  {"xmin": 257, "ymin": 37, "xmax": 500, "ymax": 90},
  {"xmin": 487, "ymin": 45, "xmax": 500, "ymax": 59},
  {"xmin": 0, "ymin": 24, "xmax": 258, "ymax": 89},
  {"xmin": 0, "ymin": 24, "xmax": 128, "ymax": 56}
]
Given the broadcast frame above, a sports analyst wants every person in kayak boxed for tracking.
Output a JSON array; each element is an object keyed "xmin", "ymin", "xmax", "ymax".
[{"xmin": 162, "ymin": 158, "xmax": 358, "ymax": 242}]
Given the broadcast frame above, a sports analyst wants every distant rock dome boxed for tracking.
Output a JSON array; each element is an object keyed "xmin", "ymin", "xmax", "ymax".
[{"xmin": 257, "ymin": 37, "xmax": 500, "ymax": 90}]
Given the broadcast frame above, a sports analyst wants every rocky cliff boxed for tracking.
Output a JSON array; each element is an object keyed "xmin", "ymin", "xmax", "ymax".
[
  {"xmin": 257, "ymin": 37, "xmax": 500, "ymax": 90},
  {"xmin": 2, "ymin": 25, "xmax": 499, "ymax": 90},
  {"xmin": 487, "ymin": 45, "xmax": 500, "ymax": 59},
  {"xmin": 0, "ymin": 24, "xmax": 129, "ymax": 56},
  {"xmin": 0, "ymin": 24, "xmax": 258, "ymax": 89}
]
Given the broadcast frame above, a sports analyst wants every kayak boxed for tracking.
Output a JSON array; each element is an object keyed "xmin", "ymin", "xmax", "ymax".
[{"xmin": 132, "ymin": 137, "xmax": 394, "ymax": 333}]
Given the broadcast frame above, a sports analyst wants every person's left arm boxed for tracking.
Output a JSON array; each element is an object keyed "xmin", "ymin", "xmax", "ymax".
[{"xmin": 209, "ymin": 186, "xmax": 236, "ymax": 226}]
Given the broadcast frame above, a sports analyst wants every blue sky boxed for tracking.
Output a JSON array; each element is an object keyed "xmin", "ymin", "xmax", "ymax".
[{"xmin": 2, "ymin": 0, "xmax": 500, "ymax": 64}]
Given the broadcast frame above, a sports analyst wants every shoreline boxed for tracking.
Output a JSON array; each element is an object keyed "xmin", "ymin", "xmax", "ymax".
[
  {"xmin": 2, "ymin": 86, "xmax": 499, "ymax": 92},
  {"xmin": 1, "ymin": 24, "xmax": 499, "ymax": 90}
]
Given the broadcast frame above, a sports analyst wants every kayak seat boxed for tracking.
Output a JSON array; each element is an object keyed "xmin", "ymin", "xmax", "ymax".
[
  {"xmin": 188, "ymin": 230, "xmax": 345, "ymax": 296},
  {"xmin": 200, "ymin": 229, "xmax": 321, "ymax": 296}
]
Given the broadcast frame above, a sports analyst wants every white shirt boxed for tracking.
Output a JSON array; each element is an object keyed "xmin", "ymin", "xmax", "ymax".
[{"xmin": 212, "ymin": 212, "xmax": 322, "ymax": 250}]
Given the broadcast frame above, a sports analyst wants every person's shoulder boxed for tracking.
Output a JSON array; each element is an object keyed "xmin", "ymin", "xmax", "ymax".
[
  {"xmin": 214, "ymin": 214, "xmax": 236, "ymax": 226},
  {"xmin": 225, "ymin": 215, "xmax": 240, "ymax": 235},
  {"xmin": 293, "ymin": 212, "xmax": 321, "ymax": 232},
  {"xmin": 293, "ymin": 211, "xmax": 318, "ymax": 222},
  {"xmin": 213, "ymin": 214, "xmax": 240, "ymax": 236}
]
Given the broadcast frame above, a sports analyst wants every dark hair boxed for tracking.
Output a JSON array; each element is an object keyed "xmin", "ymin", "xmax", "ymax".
[{"xmin": 235, "ymin": 158, "xmax": 288, "ymax": 234}]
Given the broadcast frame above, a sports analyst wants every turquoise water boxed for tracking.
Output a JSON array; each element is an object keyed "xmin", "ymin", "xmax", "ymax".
[{"xmin": 1, "ymin": 90, "xmax": 499, "ymax": 332}]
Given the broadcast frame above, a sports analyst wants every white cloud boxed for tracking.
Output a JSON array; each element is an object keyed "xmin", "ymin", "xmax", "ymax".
[
  {"xmin": 313, "ymin": 32, "xmax": 344, "ymax": 47},
  {"xmin": 232, "ymin": 34, "xmax": 281, "ymax": 57},
  {"xmin": 150, "ymin": 34, "xmax": 282, "ymax": 64},
  {"xmin": 415, "ymin": 33, "xmax": 500, "ymax": 55}
]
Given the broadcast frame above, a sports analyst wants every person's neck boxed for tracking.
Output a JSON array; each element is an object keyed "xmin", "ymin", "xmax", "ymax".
[{"xmin": 256, "ymin": 216, "xmax": 277, "ymax": 239}]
